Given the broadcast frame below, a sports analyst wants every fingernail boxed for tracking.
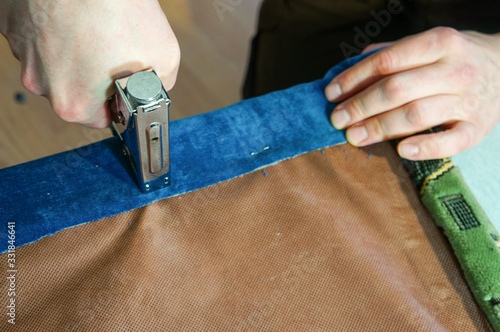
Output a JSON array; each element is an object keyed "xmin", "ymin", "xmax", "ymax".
[
  {"xmin": 347, "ymin": 125, "xmax": 368, "ymax": 145},
  {"xmin": 399, "ymin": 143, "xmax": 419, "ymax": 159},
  {"xmin": 331, "ymin": 108, "xmax": 350, "ymax": 129},
  {"xmin": 325, "ymin": 83, "xmax": 342, "ymax": 101}
]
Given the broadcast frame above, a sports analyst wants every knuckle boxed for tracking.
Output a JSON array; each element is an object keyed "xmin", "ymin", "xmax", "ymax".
[
  {"xmin": 422, "ymin": 137, "xmax": 441, "ymax": 157},
  {"xmin": 52, "ymin": 100, "xmax": 86, "ymax": 124},
  {"xmin": 368, "ymin": 117, "xmax": 386, "ymax": 140},
  {"xmin": 340, "ymin": 71, "xmax": 357, "ymax": 89},
  {"xmin": 21, "ymin": 72, "xmax": 43, "ymax": 96},
  {"xmin": 434, "ymin": 27, "xmax": 464, "ymax": 50},
  {"xmin": 372, "ymin": 50, "xmax": 398, "ymax": 76},
  {"xmin": 348, "ymin": 98, "xmax": 368, "ymax": 119},
  {"xmin": 382, "ymin": 76, "xmax": 406, "ymax": 103},
  {"xmin": 55, "ymin": 107, "xmax": 79, "ymax": 123},
  {"xmin": 404, "ymin": 103, "xmax": 426, "ymax": 128}
]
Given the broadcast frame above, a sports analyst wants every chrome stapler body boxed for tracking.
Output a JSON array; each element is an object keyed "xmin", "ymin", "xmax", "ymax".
[{"xmin": 109, "ymin": 69, "xmax": 171, "ymax": 192}]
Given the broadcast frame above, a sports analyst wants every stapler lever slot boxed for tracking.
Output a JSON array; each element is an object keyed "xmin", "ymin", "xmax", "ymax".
[{"xmin": 108, "ymin": 69, "xmax": 171, "ymax": 192}]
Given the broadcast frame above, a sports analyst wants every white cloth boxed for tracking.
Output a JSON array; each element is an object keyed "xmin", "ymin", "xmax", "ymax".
[{"xmin": 453, "ymin": 122, "xmax": 500, "ymax": 231}]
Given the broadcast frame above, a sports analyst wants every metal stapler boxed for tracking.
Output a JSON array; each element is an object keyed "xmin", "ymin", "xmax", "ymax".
[{"xmin": 108, "ymin": 69, "xmax": 171, "ymax": 192}]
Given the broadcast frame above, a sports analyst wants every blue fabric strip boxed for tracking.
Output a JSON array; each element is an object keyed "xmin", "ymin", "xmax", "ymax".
[{"xmin": 0, "ymin": 52, "xmax": 372, "ymax": 253}]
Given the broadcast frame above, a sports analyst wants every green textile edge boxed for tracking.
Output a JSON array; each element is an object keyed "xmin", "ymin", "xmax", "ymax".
[{"xmin": 419, "ymin": 164, "xmax": 500, "ymax": 330}]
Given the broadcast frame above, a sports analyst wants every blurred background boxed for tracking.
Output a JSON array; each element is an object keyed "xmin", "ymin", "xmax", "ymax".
[{"xmin": 0, "ymin": 0, "xmax": 261, "ymax": 168}]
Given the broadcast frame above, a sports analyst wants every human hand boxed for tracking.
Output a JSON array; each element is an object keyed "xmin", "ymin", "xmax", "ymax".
[
  {"xmin": 325, "ymin": 27, "xmax": 500, "ymax": 160},
  {"xmin": 0, "ymin": 0, "xmax": 180, "ymax": 128}
]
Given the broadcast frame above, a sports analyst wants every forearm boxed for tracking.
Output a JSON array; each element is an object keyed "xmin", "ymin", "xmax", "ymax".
[{"xmin": 0, "ymin": 1, "xmax": 12, "ymax": 36}]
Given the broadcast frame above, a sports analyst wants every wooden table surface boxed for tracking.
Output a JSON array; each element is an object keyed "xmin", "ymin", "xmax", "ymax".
[{"xmin": 0, "ymin": 0, "xmax": 260, "ymax": 168}]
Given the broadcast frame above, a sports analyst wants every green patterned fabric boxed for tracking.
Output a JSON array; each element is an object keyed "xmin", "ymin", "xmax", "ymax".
[{"xmin": 400, "ymin": 153, "xmax": 500, "ymax": 331}]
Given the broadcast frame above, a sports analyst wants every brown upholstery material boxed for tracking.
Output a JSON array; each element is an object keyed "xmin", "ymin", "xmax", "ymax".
[{"xmin": 1, "ymin": 142, "xmax": 491, "ymax": 331}]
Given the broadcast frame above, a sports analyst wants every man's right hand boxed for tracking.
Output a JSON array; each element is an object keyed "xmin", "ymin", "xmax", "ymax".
[{"xmin": 0, "ymin": 0, "xmax": 180, "ymax": 128}]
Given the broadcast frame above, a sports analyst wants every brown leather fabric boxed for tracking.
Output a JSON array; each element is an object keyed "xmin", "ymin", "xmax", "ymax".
[{"xmin": 1, "ymin": 143, "xmax": 491, "ymax": 331}]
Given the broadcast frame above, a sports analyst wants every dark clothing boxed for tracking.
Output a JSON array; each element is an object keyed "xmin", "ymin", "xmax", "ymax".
[{"xmin": 243, "ymin": 0, "xmax": 500, "ymax": 98}]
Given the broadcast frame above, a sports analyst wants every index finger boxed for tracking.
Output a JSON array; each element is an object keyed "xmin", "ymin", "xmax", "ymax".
[{"xmin": 325, "ymin": 27, "xmax": 454, "ymax": 102}]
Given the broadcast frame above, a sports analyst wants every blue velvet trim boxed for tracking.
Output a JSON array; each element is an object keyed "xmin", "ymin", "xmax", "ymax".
[{"xmin": 0, "ymin": 52, "xmax": 374, "ymax": 253}]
